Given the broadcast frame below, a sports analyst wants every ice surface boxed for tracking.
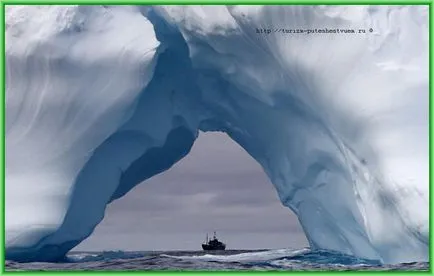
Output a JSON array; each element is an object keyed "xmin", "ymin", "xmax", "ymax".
[{"xmin": 6, "ymin": 5, "xmax": 428, "ymax": 263}]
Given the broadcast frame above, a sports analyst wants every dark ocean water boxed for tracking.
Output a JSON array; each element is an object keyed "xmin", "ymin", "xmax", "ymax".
[{"xmin": 6, "ymin": 248, "xmax": 429, "ymax": 271}]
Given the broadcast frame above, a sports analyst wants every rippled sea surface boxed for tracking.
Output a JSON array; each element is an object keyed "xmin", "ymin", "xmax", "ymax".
[{"xmin": 6, "ymin": 249, "xmax": 429, "ymax": 271}]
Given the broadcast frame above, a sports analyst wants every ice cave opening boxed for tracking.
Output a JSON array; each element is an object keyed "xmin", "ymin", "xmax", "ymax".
[{"xmin": 74, "ymin": 131, "xmax": 308, "ymax": 252}]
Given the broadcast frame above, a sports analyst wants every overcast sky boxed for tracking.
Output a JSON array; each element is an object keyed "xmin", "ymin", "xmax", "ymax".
[{"xmin": 75, "ymin": 131, "xmax": 308, "ymax": 252}]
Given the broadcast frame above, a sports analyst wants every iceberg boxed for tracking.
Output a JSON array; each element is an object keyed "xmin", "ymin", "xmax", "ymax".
[{"xmin": 6, "ymin": 5, "xmax": 428, "ymax": 263}]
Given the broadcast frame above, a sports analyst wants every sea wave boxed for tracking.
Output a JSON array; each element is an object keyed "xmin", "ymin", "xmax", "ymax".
[{"xmin": 6, "ymin": 248, "xmax": 428, "ymax": 271}]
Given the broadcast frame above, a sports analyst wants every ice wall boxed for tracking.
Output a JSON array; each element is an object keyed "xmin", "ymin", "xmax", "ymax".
[{"xmin": 6, "ymin": 5, "xmax": 428, "ymax": 263}]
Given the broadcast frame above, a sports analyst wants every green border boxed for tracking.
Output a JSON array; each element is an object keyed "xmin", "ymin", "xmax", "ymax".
[
  {"xmin": 426, "ymin": 1, "xmax": 432, "ymax": 271},
  {"xmin": 1, "ymin": 0, "xmax": 432, "ymax": 4},
  {"xmin": 1, "ymin": 1, "xmax": 4, "ymax": 275},
  {"xmin": 1, "ymin": 1, "xmax": 432, "ymax": 274}
]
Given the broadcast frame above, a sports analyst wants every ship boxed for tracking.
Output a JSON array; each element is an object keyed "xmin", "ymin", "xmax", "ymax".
[{"xmin": 202, "ymin": 232, "xmax": 226, "ymax": 251}]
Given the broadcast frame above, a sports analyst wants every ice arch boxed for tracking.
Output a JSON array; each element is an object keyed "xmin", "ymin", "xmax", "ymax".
[
  {"xmin": 6, "ymin": 5, "xmax": 428, "ymax": 263},
  {"xmin": 75, "ymin": 130, "xmax": 308, "ymax": 252}
]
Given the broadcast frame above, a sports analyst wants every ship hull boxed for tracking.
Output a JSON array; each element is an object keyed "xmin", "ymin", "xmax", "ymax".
[{"xmin": 201, "ymin": 244, "xmax": 226, "ymax": 251}]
